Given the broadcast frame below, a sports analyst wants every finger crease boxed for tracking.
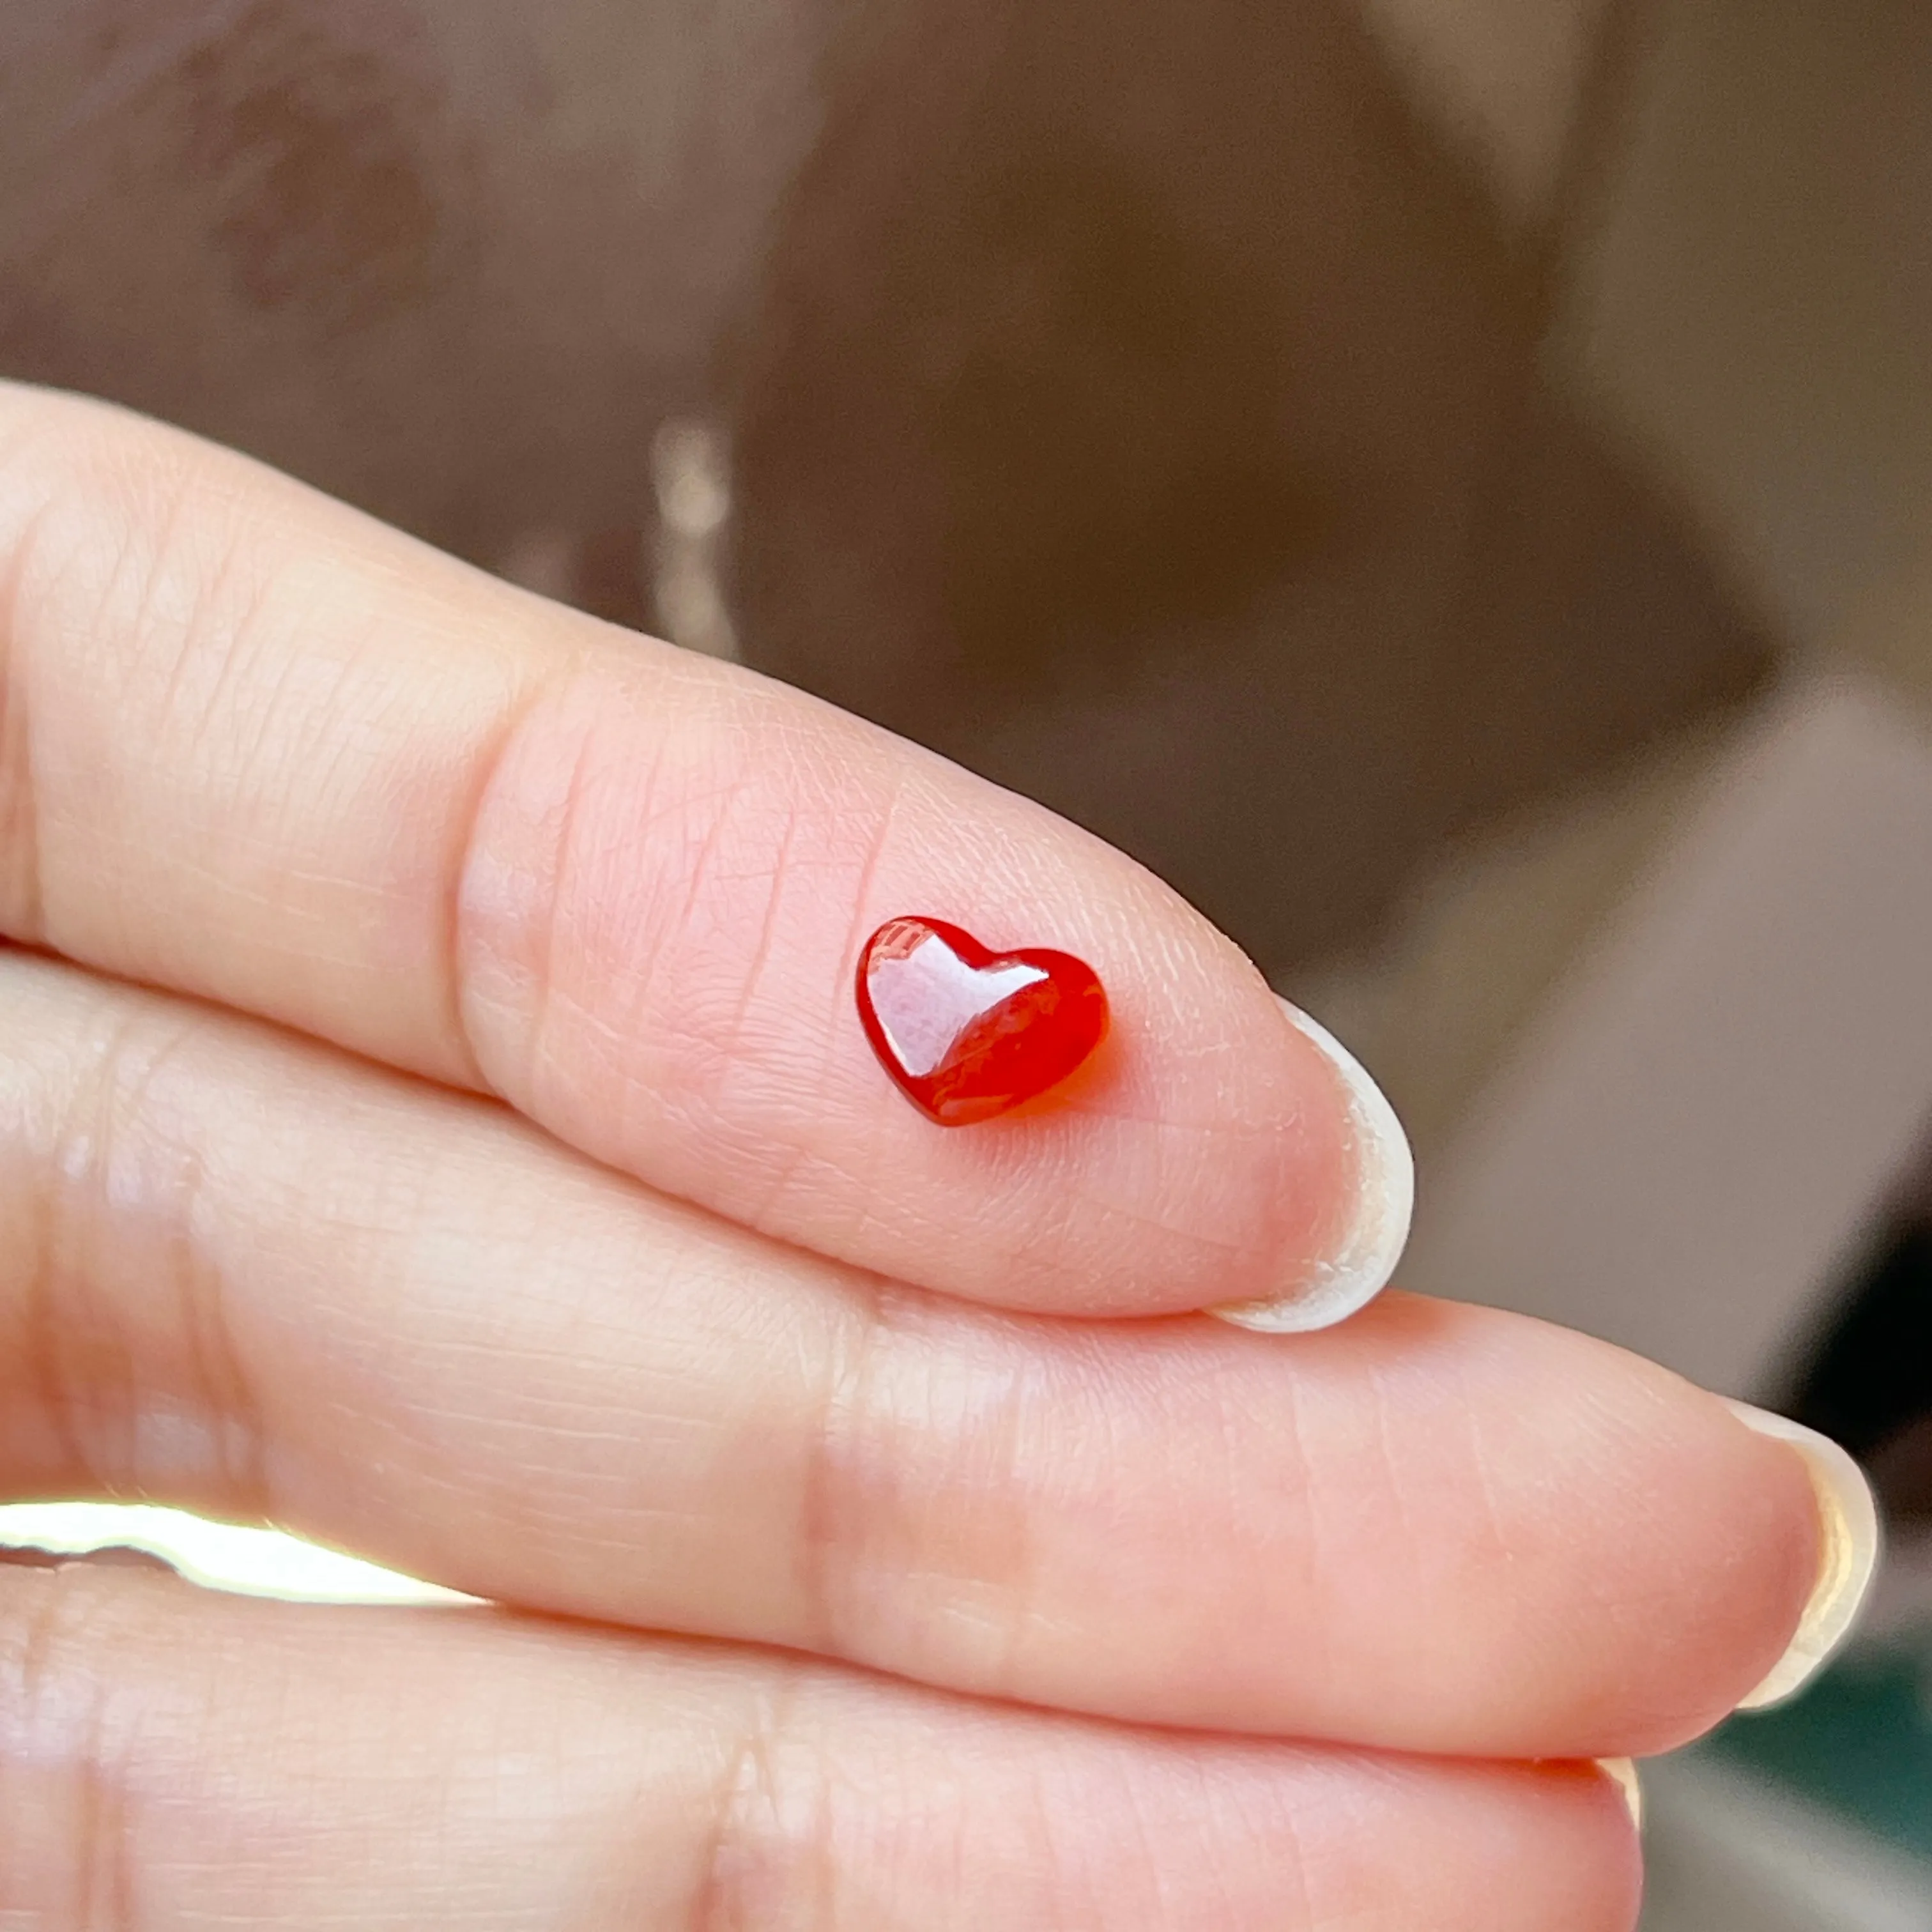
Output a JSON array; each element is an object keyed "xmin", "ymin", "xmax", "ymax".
[
  {"xmin": 441, "ymin": 669, "xmax": 564, "ymax": 1095},
  {"xmin": 797, "ymin": 1279, "xmax": 893, "ymax": 1660},
  {"xmin": 686, "ymin": 1672, "xmax": 825, "ymax": 1932},
  {"xmin": 166, "ymin": 1135, "xmax": 272, "ymax": 1524},
  {"xmin": 3, "ymin": 1570, "xmax": 144, "ymax": 1932},
  {"xmin": 36, "ymin": 1009, "xmax": 158, "ymax": 1494},
  {"xmin": 0, "ymin": 493, "xmax": 63, "ymax": 944}
]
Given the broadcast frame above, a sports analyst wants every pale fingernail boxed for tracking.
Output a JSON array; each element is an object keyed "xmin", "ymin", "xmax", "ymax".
[
  {"xmin": 1722, "ymin": 1400, "xmax": 1880, "ymax": 1710},
  {"xmin": 1597, "ymin": 1758, "xmax": 1643, "ymax": 1832},
  {"xmin": 1211, "ymin": 999, "xmax": 1414, "ymax": 1333}
]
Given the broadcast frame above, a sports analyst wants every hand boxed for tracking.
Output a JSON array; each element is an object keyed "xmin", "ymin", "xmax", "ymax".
[{"xmin": 0, "ymin": 385, "xmax": 1863, "ymax": 1928}]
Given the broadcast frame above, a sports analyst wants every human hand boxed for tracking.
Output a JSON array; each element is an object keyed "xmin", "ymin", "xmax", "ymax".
[{"xmin": 0, "ymin": 386, "xmax": 1872, "ymax": 1928}]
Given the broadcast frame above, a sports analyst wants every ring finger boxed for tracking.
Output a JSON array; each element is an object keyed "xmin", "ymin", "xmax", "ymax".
[{"xmin": 0, "ymin": 1560, "xmax": 1643, "ymax": 1931}]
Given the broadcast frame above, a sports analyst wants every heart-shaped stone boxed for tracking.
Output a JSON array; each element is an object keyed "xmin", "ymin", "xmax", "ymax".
[{"xmin": 856, "ymin": 916, "xmax": 1109, "ymax": 1125}]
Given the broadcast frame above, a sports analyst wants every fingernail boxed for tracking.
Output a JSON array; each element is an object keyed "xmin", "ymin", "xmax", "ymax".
[
  {"xmin": 1598, "ymin": 1758, "xmax": 1643, "ymax": 1832},
  {"xmin": 1212, "ymin": 999, "xmax": 1414, "ymax": 1333},
  {"xmin": 1722, "ymin": 1400, "xmax": 1880, "ymax": 1710}
]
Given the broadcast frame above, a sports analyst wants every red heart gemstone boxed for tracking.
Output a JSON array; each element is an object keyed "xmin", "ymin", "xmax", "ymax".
[{"xmin": 856, "ymin": 916, "xmax": 1109, "ymax": 1125}]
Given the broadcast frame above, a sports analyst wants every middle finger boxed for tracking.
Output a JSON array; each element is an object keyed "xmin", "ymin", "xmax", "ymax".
[{"xmin": 0, "ymin": 949, "xmax": 1818, "ymax": 1759}]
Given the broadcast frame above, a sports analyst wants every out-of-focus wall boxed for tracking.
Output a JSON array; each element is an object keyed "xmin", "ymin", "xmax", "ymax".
[
  {"xmin": 1315, "ymin": 0, "xmax": 1932, "ymax": 1161},
  {"xmin": 1336, "ymin": 6, "xmax": 1932, "ymax": 1924},
  {"xmin": 0, "ymin": 0, "xmax": 1779, "ymax": 979}
]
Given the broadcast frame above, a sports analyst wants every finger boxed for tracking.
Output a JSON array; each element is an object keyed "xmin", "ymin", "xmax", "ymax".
[
  {"xmin": 0, "ymin": 952, "xmax": 1828, "ymax": 1757},
  {"xmin": 0, "ymin": 1561, "xmax": 1641, "ymax": 1931},
  {"xmin": 0, "ymin": 381, "xmax": 1397, "ymax": 1324}
]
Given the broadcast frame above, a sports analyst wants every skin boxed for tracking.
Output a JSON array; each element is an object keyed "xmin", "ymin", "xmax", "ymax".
[{"xmin": 0, "ymin": 383, "xmax": 1822, "ymax": 1926}]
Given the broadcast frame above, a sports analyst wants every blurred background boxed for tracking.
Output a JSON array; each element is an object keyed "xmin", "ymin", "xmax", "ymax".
[{"xmin": 4, "ymin": 0, "xmax": 1932, "ymax": 1921}]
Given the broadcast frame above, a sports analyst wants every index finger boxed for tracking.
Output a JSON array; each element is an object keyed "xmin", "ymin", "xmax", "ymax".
[{"xmin": 0, "ymin": 384, "xmax": 1405, "ymax": 1321}]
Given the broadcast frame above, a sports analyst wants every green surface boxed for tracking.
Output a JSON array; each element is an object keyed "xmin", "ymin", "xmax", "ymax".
[{"xmin": 1710, "ymin": 1639, "xmax": 1932, "ymax": 1860}]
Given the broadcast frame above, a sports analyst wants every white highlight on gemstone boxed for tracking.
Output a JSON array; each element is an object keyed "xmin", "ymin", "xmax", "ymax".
[
  {"xmin": 1212, "ymin": 999, "xmax": 1416, "ymax": 1333},
  {"xmin": 868, "ymin": 934, "xmax": 1046, "ymax": 1077}
]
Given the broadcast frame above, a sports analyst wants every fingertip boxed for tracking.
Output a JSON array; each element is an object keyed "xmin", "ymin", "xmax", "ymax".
[
  {"xmin": 1554, "ymin": 1377, "xmax": 1854, "ymax": 1754},
  {"xmin": 1211, "ymin": 1000, "xmax": 1413, "ymax": 1333}
]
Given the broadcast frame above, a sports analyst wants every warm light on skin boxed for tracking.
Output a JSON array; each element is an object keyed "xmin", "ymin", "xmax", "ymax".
[{"xmin": 0, "ymin": 1503, "xmax": 471, "ymax": 1606}]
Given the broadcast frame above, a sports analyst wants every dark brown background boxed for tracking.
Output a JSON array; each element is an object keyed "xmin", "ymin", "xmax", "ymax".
[{"xmin": 0, "ymin": 0, "xmax": 1770, "ymax": 973}]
